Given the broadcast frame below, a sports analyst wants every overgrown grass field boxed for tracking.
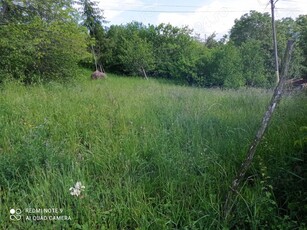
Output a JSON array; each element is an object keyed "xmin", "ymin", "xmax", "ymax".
[{"xmin": 0, "ymin": 74, "xmax": 306, "ymax": 229}]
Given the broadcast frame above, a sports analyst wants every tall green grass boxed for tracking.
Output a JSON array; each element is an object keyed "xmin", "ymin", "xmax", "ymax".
[{"xmin": 0, "ymin": 75, "xmax": 306, "ymax": 229}]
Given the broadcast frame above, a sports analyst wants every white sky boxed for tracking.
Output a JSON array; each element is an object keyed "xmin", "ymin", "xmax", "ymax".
[{"xmin": 98, "ymin": 0, "xmax": 307, "ymax": 39}]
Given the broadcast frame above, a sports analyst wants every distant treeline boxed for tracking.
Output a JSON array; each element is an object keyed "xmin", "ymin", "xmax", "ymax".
[{"xmin": 1, "ymin": 0, "xmax": 307, "ymax": 88}]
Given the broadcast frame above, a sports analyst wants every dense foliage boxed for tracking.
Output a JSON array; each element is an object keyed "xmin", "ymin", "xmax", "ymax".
[
  {"xmin": 1, "ymin": 0, "xmax": 306, "ymax": 86},
  {"xmin": 101, "ymin": 11, "xmax": 306, "ymax": 88},
  {"xmin": 1, "ymin": 1, "xmax": 306, "ymax": 228},
  {"xmin": 76, "ymin": 0, "xmax": 107, "ymax": 71},
  {"xmin": 0, "ymin": 0, "xmax": 89, "ymax": 83}
]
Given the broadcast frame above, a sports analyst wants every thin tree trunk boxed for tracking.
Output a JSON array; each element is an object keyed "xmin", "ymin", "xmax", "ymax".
[
  {"xmin": 91, "ymin": 44, "xmax": 98, "ymax": 71},
  {"xmin": 99, "ymin": 64, "xmax": 106, "ymax": 73},
  {"xmin": 141, "ymin": 67, "xmax": 148, "ymax": 80},
  {"xmin": 223, "ymin": 40, "xmax": 295, "ymax": 220},
  {"xmin": 1, "ymin": 1, "xmax": 8, "ymax": 19}
]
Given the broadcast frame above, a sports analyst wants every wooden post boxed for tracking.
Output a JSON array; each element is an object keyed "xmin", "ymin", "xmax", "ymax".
[
  {"xmin": 223, "ymin": 40, "xmax": 295, "ymax": 220},
  {"xmin": 271, "ymin": 0, "xmax": 280, "ymax": 85}
]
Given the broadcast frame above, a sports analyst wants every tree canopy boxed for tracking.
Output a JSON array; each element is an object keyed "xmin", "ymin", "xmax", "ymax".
[
  {"xmin": 0, "ymin": 0, "xmax": 89, "ymax": 83},
  {"xmin": 1, "ymin": 3, "xmax": 306, "ymax": 87}
]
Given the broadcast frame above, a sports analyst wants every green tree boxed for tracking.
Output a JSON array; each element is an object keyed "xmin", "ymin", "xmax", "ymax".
[
  {"xmin": 276, "ymin": 17, "xmax": 304, "ymax": 79},
  {"xmin": 0, "ymin": 0, "xmax": 89, "ymax": 83},
  {"xmin": 189, "ymin": 44, "xmax": 212, "ymax": 86},
  {"xmin": 296, "ymin": 15, "xmax": 307, "ymax": 77},
  {"xmin": 77, "ymin": 0, "xmax": 107, "ymax": 70},
  {"xmin": 103, "ymin": 25, "xmax": 129, "ymax": 74},
  {"xmin": 149, "ymin": 23, "xmax": 198, "ymax": 81},
  {"xmin": 118, "ymin": 31, "xmax": 155, "ymax": 78},
  {"xmin": 204, "ymin": 33, "xmax": 220, "ymax": 48},
  {"xmin": 230, "ymin": 11, "xmax": 272, "ymax": 46},
  {"xmin": 229, "ymin": 11, "xmax": 274, "ymax": 84},
  {"xmin": 0, "ymin": 0, "xmax": 75, "ymax": 24},
  {"xmin": 240, "ymin": 39, "xmax": 269, "ymax": 87},
  {"xmin": 209, "ymin": 43, "xmax": 244, "ymax": 88},
  {"xmin": 229, "ymin": 11, "xmax": 305, "ymax": 85},
  {"xmin": 103, "ymin": 22, "xmax": 155, "ymax": 77}
]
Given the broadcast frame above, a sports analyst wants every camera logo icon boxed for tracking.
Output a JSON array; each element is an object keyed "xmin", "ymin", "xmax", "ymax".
[{"xmin": 10, "ymin": 208, "xmax": 22, "ymax": 221}]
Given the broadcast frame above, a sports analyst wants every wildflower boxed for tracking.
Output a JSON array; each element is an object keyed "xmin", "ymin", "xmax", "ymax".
[{"xmin": 69, "ymin": 181, "xmax": 85, "ymax": 197}]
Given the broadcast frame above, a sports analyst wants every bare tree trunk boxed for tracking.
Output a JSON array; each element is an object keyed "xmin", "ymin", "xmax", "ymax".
[
  {"xmin": 99, "ymin": 64, "xmax": 106, "ymax": 73},
  {"xmin": 141, "ymin": 67, "xmax": 148, "ymax": 80},
  {"xmin": 223, "ymin": 40, "xmax": 295, "ymax": 220},
  {"xmin": 91, "ymin": 44, "xmax": 98, "ymax": 71},
  {"xmin": 0, "ymin": 1, "xmax": 8, "ymax": 17}
]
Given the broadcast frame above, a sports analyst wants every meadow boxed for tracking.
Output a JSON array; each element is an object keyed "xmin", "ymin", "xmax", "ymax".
[{"xmin": 0, "ymin": 73, "xmax": 306, "ymax": 229}]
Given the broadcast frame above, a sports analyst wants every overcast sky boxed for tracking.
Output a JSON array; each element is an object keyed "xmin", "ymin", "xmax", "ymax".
[{"xmin": 98, "ymin": 0, "xmax": 307, "ymax": 39}]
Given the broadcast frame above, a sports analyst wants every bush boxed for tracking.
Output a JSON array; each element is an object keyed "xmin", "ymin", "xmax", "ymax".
[{"xmin": 0, "ymin": 18, "xmax": 89, "ymax": 83}]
